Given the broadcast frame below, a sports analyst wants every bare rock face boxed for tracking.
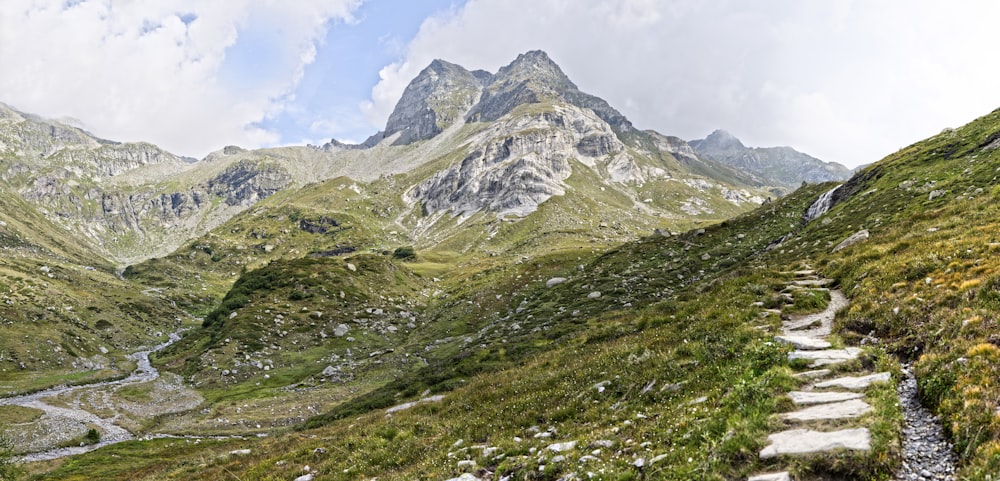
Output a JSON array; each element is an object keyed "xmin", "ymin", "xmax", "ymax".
[
  {"xmin": 409, "ymin": 104, "xmax": 625, "ymax": 217},
  {"xmin": 379, "ymin": 60, "xmax": 488, "ymax": 146}
]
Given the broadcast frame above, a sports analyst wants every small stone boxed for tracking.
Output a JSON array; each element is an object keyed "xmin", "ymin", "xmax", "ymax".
[
  {"xmin": 587, "ymin": 291, "xmax": 602, "ymax": 299},
  {"xmin": 346, "ymin": 262, "xmax": 357, "ymax": 272},
  {"xmin": 547, "ymin": 441, "xmax": 577, "ymax": 452},
  {"xmin": 546, "ymin": 277, "xmax": 567, "ymax": 288}
]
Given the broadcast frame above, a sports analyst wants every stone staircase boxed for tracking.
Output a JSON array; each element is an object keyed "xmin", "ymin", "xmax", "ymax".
[{"xmin": 748, "ymin": 270, "xmax": 891, "ymax": 481}]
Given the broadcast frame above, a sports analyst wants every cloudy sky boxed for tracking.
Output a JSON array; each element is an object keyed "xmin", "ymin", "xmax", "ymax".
[{"xmin": 3, "ymin": 0, "xmax": 1000, "ymax": 168}]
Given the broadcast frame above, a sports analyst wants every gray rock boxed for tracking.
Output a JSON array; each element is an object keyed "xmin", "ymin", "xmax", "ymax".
[
  {"xmin": 775, "ymin": 335, "xmax": 831, "ymax": 350},
  {"xmin": 832, "ymin": 229, "xmax": 870, "ymax": 252},
  {"xmin": 792, "ymin": 369, "xmax": 832, "ymax": 379},
  {"xmin": 781, "ymin": 399, "xmax": 871, "ymax": 421},
  {"xmin": 759, "ymin": 428, "xmax": 870, "ymax": 459},
  {"xmin": 748, "ymin": 473, "xmax": 791, "ymax": 481},
  {"xmin": 587, "ymin": 291, "xmax": 602, "ymax": 299},
  {"xmin": 547, "ymin": 441, "xmax": 577, "ymax": 452},
  {"xmin": 334, "ymin": 324, "xmax": 350, "ymax": 337},
  {"xmin": 788, "ymin": 347, "xmax": 862, "ymax": 367},
  {"xmin": 546, "ymin": 277, "xmax": 567, "ymax": 288},
  {"xmin": 443, "ymin": 474, "xmax": 479, "ymax": 481},
  {"xmin": 788, "ymin": 391, "xmax": 863, "ymax": 405},
  {"xmin": 814, "ymin": 372, "xmax": 891, "ymax": 390}
]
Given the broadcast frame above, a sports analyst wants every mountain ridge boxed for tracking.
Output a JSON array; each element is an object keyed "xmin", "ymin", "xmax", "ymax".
[{"xmin": 691, "ymin": 128, "xmax": 852, "ymax": 192}]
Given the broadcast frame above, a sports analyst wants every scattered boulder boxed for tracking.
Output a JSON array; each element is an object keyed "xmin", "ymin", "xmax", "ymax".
[
  {"xmin": 547, "ymin": 441, "xmax": 577, "ymax": 452},
  {"xmin": 832, "ymin": 229, "xmax": 870, "ymax": 252},
  {"xmin": 546, "ymin": 277, "xmax": 567, "ymax": 288},
  {"xmin": 587, "ymin": 291, "xmax": 602, "ymax": 299}
]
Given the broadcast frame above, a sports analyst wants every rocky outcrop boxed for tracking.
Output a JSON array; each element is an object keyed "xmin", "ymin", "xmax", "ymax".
[
  {"xmin": 690, "ymin": 130, "xmax": 851, "ymax": 189},
  {"xmin": 206, "ymin": 160, "xmax": 291, "ymax": 207},
  {"xmin": 408, "ymin": 104, "xmax": 625, "ymax": 217},
  {"xmin": 379, "ymin": 60, "xmax": 487, "ymax": 146}
]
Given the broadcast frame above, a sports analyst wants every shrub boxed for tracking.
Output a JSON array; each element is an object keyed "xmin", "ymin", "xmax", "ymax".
[{"xmin": 392, "ymin": 246, "xmax": 417, "ymax": 260}]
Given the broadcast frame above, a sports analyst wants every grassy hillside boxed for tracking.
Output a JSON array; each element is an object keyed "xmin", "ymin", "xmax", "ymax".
[{"xmin": 25, "ymin": 103, "xmax": 1000, "ymax": 479}]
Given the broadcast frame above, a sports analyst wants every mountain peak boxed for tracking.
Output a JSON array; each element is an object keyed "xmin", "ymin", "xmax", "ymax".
[
  {"xmin": 690, "ymin": 129, "xmax": 850, "ymax": 190},
  {"xmin": 489, "ymin": 49, "xmax": 577, "ymax": 95},
  {"xmin": 700, "ymin": 129, "xmax": 746, "ymax": 151},
  {"xmin": 378, "ymin": 58, "xmax": 485, "ymax": 145}
]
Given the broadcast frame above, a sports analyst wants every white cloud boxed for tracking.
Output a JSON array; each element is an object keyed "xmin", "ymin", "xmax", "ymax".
[
  {"xmin": 0, "ymin": 0, "xmax": 360, "ymax": 158},
  {"xmin": 364, "ymin": 0, "xmax": 1000, "ymax": 168}
]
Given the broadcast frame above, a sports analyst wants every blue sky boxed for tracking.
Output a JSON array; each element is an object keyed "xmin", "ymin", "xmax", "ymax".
[
  {"xmin": 251, "ymin": 0, "xmax": 465, "ymax": 145},
  {"xmin": 4, "ymin": 1, "xmax": 1000, "ymax": 168}
]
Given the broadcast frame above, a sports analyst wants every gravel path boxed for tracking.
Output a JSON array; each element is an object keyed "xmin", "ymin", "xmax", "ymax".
[{"xmin": 893, "ymin": 364, "xmax": 958, "ymax": 481}]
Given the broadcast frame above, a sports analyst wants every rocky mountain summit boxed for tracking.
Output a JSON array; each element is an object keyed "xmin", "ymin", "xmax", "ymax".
[
  {"xmin": 691, "ymin": 129, "xmax": 851, "ymax": 192},
  {"xmin": 0, "ymin": 51, "xmax": 781, "ymax": 265}
]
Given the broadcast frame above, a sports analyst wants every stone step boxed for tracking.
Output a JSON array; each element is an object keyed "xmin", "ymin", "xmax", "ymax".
[
  {"xmin": 748, "ymin": 472, "xmax": 791, "ymax": 481},
  {"xmin": 789, "ymin": 278, "xmax": 833, "ymax": 287},
  {"xmin": 759, "ymin": 428, "xmax": 871, "ymax": 459},
  {"xmin": 814, "ymin": 372, "xmax": 891, "ymax": 390},
  {"xmin": 788, "ymin": 347, "xmax": 861, "ymax": 367},
  {"xmin": 781, "ymin": 399, "xmax": 870, "ymax": 421},
  {"xmin": 792, "ymin": 369, "xmax": 831, "ymax": 380},
  {"xmin": 775, "ymin": 335, "xmax": 831, "ymax": 350},
  {"xmin": 788, "ymin": 391, "xmax": 862, "ymax": 405}
]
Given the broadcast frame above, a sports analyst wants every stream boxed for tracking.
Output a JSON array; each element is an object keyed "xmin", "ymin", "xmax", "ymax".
[{"xmin": 0, "ymin": 332, "xmax": 184, "ymax": 462}]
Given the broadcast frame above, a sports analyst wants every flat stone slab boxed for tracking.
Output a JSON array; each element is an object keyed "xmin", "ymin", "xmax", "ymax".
[
  {"xmin": 788, "ymin": 347, "xmax": 862, "ymax": 367},
  {"xmin": 814, "ymin": 372, "xmax": 891, "ymax": 390},
  {"xmin": 791, "ymin": 278, "xmax": 833, "ymax": 287},
  {"xmin": 781, "ymin": 399, "xmax": 870, "ymax": 421},
  {"xmin": 748, "ymin": 472, "xmax": 791, "ymax": 481},
  {"xmin": 760, "ymin": 428, "xmax": 871, "ymax": 459},
  {"xmin": 788, "ymin": 391, "xmax": 863, "ymax": 405},
  {"xmin": 775, "ymin": 335, "xmax": 831, "ymax": 350},
  {"xmin": 793, "ymin": 369, "xmax": 831, "ymax": 379}
]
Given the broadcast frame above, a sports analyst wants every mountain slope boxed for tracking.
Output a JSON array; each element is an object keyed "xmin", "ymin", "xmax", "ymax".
[
  {"xmin": 691, "ymin": 129, "xmax": 852, "ymax": 193},
  {"xmin": 32, "ymin": 102, "xmax": 1000, "ymax": 480}
]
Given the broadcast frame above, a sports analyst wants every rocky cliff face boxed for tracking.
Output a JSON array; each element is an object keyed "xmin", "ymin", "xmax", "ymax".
[
  {"xmin": 409, "ymin": 104, "xmax": 626, "ymax": 216},
  {"xmin": 0, "ymin": 103, "xmax": 294, "ymax": 263},
  {"xmin": 379, "ymin": 60, "xmax": 487, "ymax": 146},
  {"xmin": 691, "ymin": 130, "xmax": 851, "ymax": 189}
]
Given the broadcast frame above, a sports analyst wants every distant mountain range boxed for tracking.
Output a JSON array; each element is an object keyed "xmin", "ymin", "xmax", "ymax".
[
  {"xmin": 690, "ymin": 129, "xmax": 851, "ymax": 194},
  {"xmin": 2, "ymin": 50, "xmax": 835, "ymax": 265}
]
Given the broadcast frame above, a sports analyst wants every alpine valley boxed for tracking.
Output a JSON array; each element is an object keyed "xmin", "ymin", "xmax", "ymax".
[{"xmin": 1, "ymin": 50, "xmax": 997, "ymax": 481}]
